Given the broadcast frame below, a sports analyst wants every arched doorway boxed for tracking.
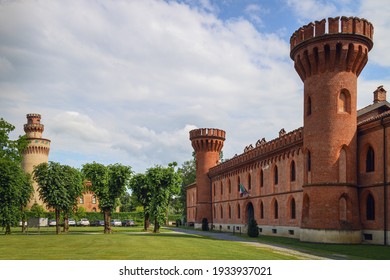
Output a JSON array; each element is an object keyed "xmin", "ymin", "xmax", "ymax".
[{"xmin": 246, "ymin": 202, "xmax": 254, "ymax": 223}]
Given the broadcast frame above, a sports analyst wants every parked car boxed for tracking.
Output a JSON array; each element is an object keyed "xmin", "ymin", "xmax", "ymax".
[
  {"xmin": 90, "ymin": 220, "xmax": 105, "ymax": 226},
  {"xmin": 48, "ymin": 219, "xmax": 56, "ymax": 226},
  {"xmin": 122, "ymin": 220, "xmax": 135, "ymax": 227},
  {"xmin": 68, "ymin": 219, "xmax": 76, "ymax": 226},
  {"xmin": 77, "ymin": 218, "xmax": 90, "ymax": 226},
  {"xmin": 19, "ymin": 221, "xmax": 28, "ymax": 227},
  {"xmin": 110, "ymin": 219, "xmax": 122, "ymax": 226}
]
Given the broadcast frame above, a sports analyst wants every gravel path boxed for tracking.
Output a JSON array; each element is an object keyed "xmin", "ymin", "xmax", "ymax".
[{"xmin": 166, "ymin": 227, "xmax": 330, "ymax": 260}]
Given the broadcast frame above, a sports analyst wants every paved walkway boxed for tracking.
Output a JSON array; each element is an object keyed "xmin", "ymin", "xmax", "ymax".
[{"xmin": 165, "ymin": 227, "xmax": 330, "ymax": 260}]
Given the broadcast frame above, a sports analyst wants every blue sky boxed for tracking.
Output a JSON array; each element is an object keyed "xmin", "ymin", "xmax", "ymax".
[{"xmin": 1, "ymin": 0, "xmax": 389, "ymax": 173}]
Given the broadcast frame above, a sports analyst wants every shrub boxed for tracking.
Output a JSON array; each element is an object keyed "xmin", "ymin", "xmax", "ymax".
[
  {"xmin": 201, "ymin": 218, "xmax": 209, "ymax": 231},
  {"xmin": 247, "ymin": 218, "xmax": 259, "ymax": 237}
]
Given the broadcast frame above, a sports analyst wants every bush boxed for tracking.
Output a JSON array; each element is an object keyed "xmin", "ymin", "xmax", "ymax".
[
  {"xmin": 247, "ymin": 218, "xmax": 259, "ymax": 237},
  {"xmin": 201, "ymin": 218, "xmax": 209, "ymax": 231}
]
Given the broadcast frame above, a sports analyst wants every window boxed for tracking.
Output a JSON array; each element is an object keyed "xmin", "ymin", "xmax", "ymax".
[
  {"xmin": 260, "ymin": 201, "xmax": 264, "ymax": 219},
  {"xmin": 228, "ymin": 179, "xmax": 232, "ymax": 194},
  {"xmin": 237, "ymin": 176, "xmax": 241, "ymax": 192},
  {"xmin": 366, "ymin": 194, "xmax": 375, "ymax": 220},
  {"xmin": 237, "ymin": 204, "xmax": 241, "ymax": 219},
  {"xmin": 274, "ymin": 166, "xmax": 278, "ymax": 185},
  {"xmin": 79, "ymin": 196, "xmax": 84, "ymax": 204},
  {"xmin": 366, "ymin": 146, "xmax": 375, "ymax": 172},
  {"xmin": 228, "ymin": 205, "xmax": 231, "ymax": 219},
  {"xmin": 307, "ymin": 151, "xmax": 311, "ymax": 172},
  {"xmin": 213, "ymin": 183, "xmax": 216, "ymax": 196},
  {"xmin": 260, "ymin": 169, "xmax": 264, "ymax": 187},
  {"xmin": 92, "ymin": 195, "xmax": 96, "ymax": 204},
  {"xmin": 274, "ymin": 200, "xmax": 279, "ymax": 219},
  {"xmin": 290, "ymin": 198, "xmax": 296, "ymax": 219},
  {"xmin": 338, "ymin": 89, "xmax": 351, "ymax": 113},
  {"xmin": 220, "ymin": 182, "xmax": 223, "ymax": 195},
  {"xmin": 248, "ymin": 174, "xmax": 252, "ymax": 190},
  {"xmin": 220, "ymin": 206, "xmax": 223, "ymax": 219},
  {"xmin": 290, "ymin": 161, "xmax": 296, "ymax": 182},
  {"xmin": 307, "ymin": 97, "xmax": 312, "ymax": 116}
]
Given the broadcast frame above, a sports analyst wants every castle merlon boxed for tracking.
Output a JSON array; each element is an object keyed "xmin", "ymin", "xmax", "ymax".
[
  {"xmin": 290, "ymin": 16, "xmax": 374, "ymax": 54},
  {"xmin": 189, "ymin": 128, "xmax": 226, "ymax": 140},
  {"xmin": 209, "ymin": 127, "xmax": 303, "ymax": 176}
]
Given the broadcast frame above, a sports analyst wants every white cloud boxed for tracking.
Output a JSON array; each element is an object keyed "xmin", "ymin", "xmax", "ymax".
[{"xmin": 8, "ymin": 0, "xmax": 380, "ymax": 173}]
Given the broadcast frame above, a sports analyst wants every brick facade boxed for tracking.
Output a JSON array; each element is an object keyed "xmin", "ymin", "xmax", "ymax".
[{"xmin": 186, "ymin": 16, "xmax": 390, "ymax": 244}]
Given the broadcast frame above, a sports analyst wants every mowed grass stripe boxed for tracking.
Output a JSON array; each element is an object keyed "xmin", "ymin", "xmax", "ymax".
[{"xmin": 0, "ymin": 228, "xmax": 298, "ymax": 260}]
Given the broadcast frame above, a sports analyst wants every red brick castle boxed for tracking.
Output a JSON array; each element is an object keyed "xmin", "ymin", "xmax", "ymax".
[{"xmin": 186, "ymin": 16, "xmax": 390, "ymax": 244}]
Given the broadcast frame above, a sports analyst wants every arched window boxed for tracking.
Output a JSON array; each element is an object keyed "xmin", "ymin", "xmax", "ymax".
[
  {"xmin": 214, "ymin": 206, "xmax": 216, "ymax": 219},
  {"xmin": 274, "ymin": 200, "xmax": 279, "ymax": 219},
  {"xmin": 290, "ymin": 198, "xmax": 296, "ymax": 219},
  {"xmin": 237, "ymin": 204, "xmax": 241, "ymax": 219},
  {"xmin": 366, "ymin": 146, "xmax": 375, "ymax": 172},
  {"xmin": 338, "ymin": 89, "xmax": 351, "ymax": 113},
  {"xmin": 79, "ymin": 196, "xmax": 84, "ymax": 204},
  {"xmin": 248, "ymin": 174, "xmax": 252, "ymax": 190},
  {"xmin": 307, "ymin": 96, "xmax": 312, "ymax": 116},
  {"xmin": 228, "ymin": 179, "xmax": 232, "ymax": 193},
  {"xmin": 213, "ymin": 183, "xmax": 216, "ymax": 196},
  {"xmin": 274, "ymin": 165, "xmax": 278, "ymax": 185},
  {"xmin": 237, "ymin": 176, "xmax": 241, "ymax": 192},
  {"xmin": 260, "ymin": 201, "xmax": 264, "ymax": 219},
  {"xmin": 366, "ymin": 194, "xmax": 375, "ymax": 220},
  {"xmin": 290, "ymin": 161, "xmax": 296, "ymax": 182},
  {"xmin": 228, "ymin": 204, "xmax": 231, "ymax": 219},
  {"xmin": 92, "ymin": 195, "xmax": 96, "ymax": 204},
  {"xmin": 260, "ymin": 169, "xmax": 264, "ymax": 187},
  {"xmin": 307, "ymin": 150, "xmax": 311, "ymax": 172},
  {"xmin": 339, "ymin": 196, "xmax": 347, "ymax": 221},
  {"xmin": 220, "ymin": 205, "xmax": 223, "ymax": 219},
  {"xmin": 220, "ymin": 181, "xmax": 223, "ymax": 195}
]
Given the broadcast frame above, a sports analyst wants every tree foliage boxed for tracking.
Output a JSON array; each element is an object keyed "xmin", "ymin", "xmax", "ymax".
[
  {"xmin": 82, "ymin": 162, "xmax": 132, "ymax": 233},
  {"xmin": 147, "ymin": 162, "xmax": 182, "ymax": 233},
  {"xmin": 129, "ymin": 173, "xmax": 151, "ymax": 231},
  {"xmin": 33, "ymin": 162, "xmax": 83, "ymax": 234},
  {"xmin": 247, "ymin": 218, "xmax": 259, "ymax": 238},
  {"xmin": 0, "ymin": 118, "xmax": 32, "ymax": 235}
]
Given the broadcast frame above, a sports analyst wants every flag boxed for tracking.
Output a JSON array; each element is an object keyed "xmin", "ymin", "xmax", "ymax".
[{"xmin": 239, "ymin": 184, "xmax": 249, "ymax": 198}]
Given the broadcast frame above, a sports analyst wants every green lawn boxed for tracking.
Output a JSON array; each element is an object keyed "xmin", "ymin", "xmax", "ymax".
[{"xmin": 0, "ymin": 226, "xmax": 299, "ymax": 260}]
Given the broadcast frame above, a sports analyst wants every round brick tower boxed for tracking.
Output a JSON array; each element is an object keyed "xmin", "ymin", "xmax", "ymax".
[
  {"xmin": 22, "ymin": 113, "xmax": 51, "ymax": 208},
  {"xmin": 290, "ymin": 17, "xmax": 374, "ymax": 243},
  {"xmin": 189, "ymin": 128, "xmax": 225, "ymax": 228}
]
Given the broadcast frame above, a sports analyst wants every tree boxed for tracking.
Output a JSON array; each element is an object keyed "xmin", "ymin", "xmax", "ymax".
[
  {"xmin": 18, "ymin": 172, "xmax": 34, "ymax": 233},
  {"xmin": 247, "ymin": 218, "xmax": 259, "ymax": 237},
  {"xmin": 119, "ymin": 191, "xmax": 136, "ymax": 212},
  {"xmin": 34, "ymin": 162, "xmax": 69, "ymax": 234},
  {"xmin": 82, "ymin": 162, "xmax": 132, "ymax": 233},
  {"xmin": 147, "ymin": 162, "xmax": 182, "ymax": 233},
  {"xmin": 0, "ymin": 118, "xmax": 32, "ymax": 235},
  {"xmin": 178, "ymin": 157, "xmax": 196, "ymax": 220},
  {"xmin": 129, "ymin": 173, "xmax": 152, "ymax": 231},
  {"xmin": 61, "ymin": 166, "xmax": 83, "ymax": 232}
]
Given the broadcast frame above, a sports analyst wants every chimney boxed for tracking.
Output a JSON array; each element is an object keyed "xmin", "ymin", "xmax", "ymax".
[{"xmin": 374, "ymin": 85, "xmax": 387, "ymax": 103}]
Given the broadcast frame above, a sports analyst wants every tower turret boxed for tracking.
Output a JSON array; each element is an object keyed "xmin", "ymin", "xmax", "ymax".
[
  {"xmin": 290, "ymin": 17, "xmax": 373, "ymax": 243},
  {"xmin": 189, "ymin": 128, "xmax": 225, "ymax": 228},
  {"xmin": 22, "ymin": 113, "xmax": 51, "ymax": 208}
]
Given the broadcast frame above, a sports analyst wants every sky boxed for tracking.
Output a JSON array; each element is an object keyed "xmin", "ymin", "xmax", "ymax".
[{"xmin": 1, "ymin": 0, "xmax": 390, "ymax": 173}]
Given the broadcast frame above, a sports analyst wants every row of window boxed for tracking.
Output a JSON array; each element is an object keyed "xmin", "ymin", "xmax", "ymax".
[
  {"xmin": 213, "ymin": 198, "xmax": 297, "ymax": 220},
  {"xmin": 306, "ymin": 88, "xmax": 351, "ymax": 116},
  {"xmin": 213, "ymin": 161, "xmax": 298, "ymax": 196}
]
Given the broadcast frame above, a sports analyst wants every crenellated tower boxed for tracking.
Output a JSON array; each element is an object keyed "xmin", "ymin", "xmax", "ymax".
[
  {"xmin": 290, "ymin": 17, "xmax": 374, "ymax": 243},
  {"xmin": 22, "ymin": 113, "xmax": 51, "ymax": 208},
  {"xmin": 189, "ymin": 128, "xmax": 225, "ymax": 227}
]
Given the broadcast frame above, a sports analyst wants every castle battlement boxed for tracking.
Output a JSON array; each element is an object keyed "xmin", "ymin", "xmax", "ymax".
[
  {"xmin": 290, "ymin": 16, "xmax": 373, "ymax": 51},
  {"xmin": 189, "ymin": 128, "xmax": 226, "ymax": 140},
  {"xmin": 290, "ymin": 16, "xmax": 374, "ymax": 81},
  {"xmin": 209, "ymin": 127, "xmax": 303, "ymax": 176}
]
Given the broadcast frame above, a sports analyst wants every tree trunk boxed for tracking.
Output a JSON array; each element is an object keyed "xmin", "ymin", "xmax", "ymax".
[
  {"xmin": 55, "ymin": 208, "xmax": 61, "ymax": 234},
  {"xmin": 5, "ymin": 225, "xmax": 11, "ymax": 235},
  {"xmin": 144, "ymin": 212, "xmax": 150, "ymax": 231},
  {"xmin": 63, "ymin": 212, "xmax": 69, "ymax": 233},
  {"xmin": 153, "ymin": 217, "xmax": 159, "ymax": 233},
  {"xmin": 104, "ymin": 210, "xmax": 112, "ymax": 234},
  {"xmin": 21, "ymin": 205, "xmax": 27, "ymax": 233}
]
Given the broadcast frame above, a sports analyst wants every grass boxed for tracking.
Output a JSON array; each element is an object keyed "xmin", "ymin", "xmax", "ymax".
[
  {"xmin": 1, "ymin": 226, "xmax": 390, "ymax": 260},
  {"xmin": 250, "ymin": 234, "xmax": 390, "ymax": 260},
  {"xmin": 0, "ymin": 226, "xmax": 299, "ymax": 260}
]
